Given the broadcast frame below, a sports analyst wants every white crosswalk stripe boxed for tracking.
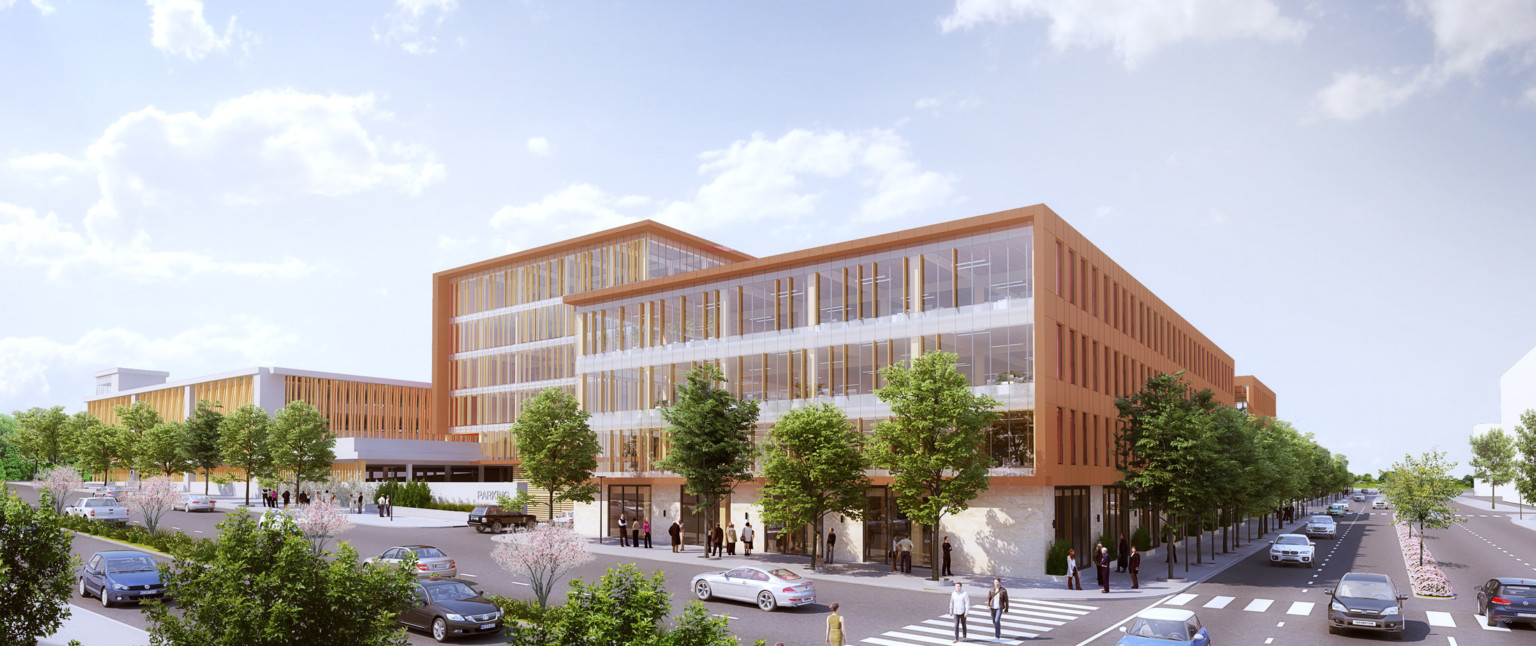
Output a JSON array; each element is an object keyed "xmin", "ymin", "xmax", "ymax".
[
  {"xmin": 1244, "ymin": 599, "xmax": 1274, "ymax": 612},
  {"xmin": 1203, "ymin": 596, "xmax": 1234, "ymax": 609},
  {"xmin": 1165, "ymin": 593, "xmax": 1198, "ymax": 606},
  {"xmin": 860, "ymin": 600, "xmax": 1096, "ymax": 645}
]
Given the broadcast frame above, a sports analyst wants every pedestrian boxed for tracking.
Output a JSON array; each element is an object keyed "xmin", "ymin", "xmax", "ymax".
[
  {"xmin": 1099, "ymin": 546, "xmax": 1111, "ymax": 594},
  {"xmin": 643, "ymin": 519, "xmax": 652, "ymax": 549},
  {"xmin": 1129, "ymin": 545, "xmax": 1141, "ymax": 589},
  {"xmin": 669, "ymin": 519, "xmax": 682, "ymax": 552},
  {"xmin": 377, "ymin": 493, "xmax": 385, "ymax": 517},
  {"xmin": 357, "ymin": 492, "xmax": 364, "ymax": 514},
  {"xmin": 897, "ymin": 534, "xmax": 914, "ymax": 574},
  {"xmin": 329, "ymin": 490, "xmax": 336, "ymax": 506},
  {"xmin": 711, "ymin": 523, "xmax": 725, "ymax": 558},
  {"xmin": 891, "ymin": 536, "xmax": 901, "ymax": 571},
  {"xmin": 726, "ymin": 523, "xmax": 738, "ymax": 556},
  {"xmin": 1094, "ymin": 541, "xmax": 1104, "ymax": 589},
  {"xmin": 1066, "ymin": 548, "xmax": 1080, "ymax": 590},
  {"xmin": 631, "ymin": 517, "xmax": 641, "ymax": 549},
  {"xmin": 949, "ymin": 582, "xmax": 970, "ymax": 642},
  {"xmin": 941, "ymin": 535, "xmax": 952, "ymax": 577},
  {"xmin": 618, "ymin": 515, "xmax": 629, "ymax": 546},
  {"xmin": 1116, "ymin": 533, "xmax": 1129, "ymax": 572},
  {"xmin": 385, "ymin": 494, "xmax": 393, "ymax": 520},
  {"xmin": 825, "ymin": 528, "xmax": 836, "ymax": 563},
  {"xmin": 987, "ymin": 578, "xmax": 1009, "ymax": 640},
  {"xmin": 826, "ymin": 602, "xmax": 846, "ymax": 646},
  {"xmin": 741, "ymin": 521, "xmax": 754, "ymax": 556},
  {"xmin": 283, "ymin": 490, "xmax": 291, "ymax": 508}
]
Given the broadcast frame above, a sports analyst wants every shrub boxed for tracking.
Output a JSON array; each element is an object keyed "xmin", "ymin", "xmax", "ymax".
[
  {"xmin": 1095, "ymin": 531, "xmax": 1117, "ymax": 562},
  {"xmin": 487, "ymin": 595, "xmax": 566, "ymax": 626},
  {"xmin": 1045, "ymin": 540, "xmax": 1071, "ymax": 576},
  {"xmin": 374, "ymin": 479, "xmax": 433, "ymax": 509},
  {"xmin": 1131, "ymin": 526, "xmax": 1151, "ymax": 552}
]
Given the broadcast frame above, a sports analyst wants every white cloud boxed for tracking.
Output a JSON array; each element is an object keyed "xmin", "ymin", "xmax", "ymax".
[
  {"xmin": 1, "ymin": 0, "xmax": 54, "ymax": 14},
  {"xmin": 939, "ymin": 0, "xmax": 1306, "ymax": 69},
  {"xmin": 83, "ymin": 89, "xmax": 446, "ymax": 237},
  {"xmin": 488, "ymin": 184, "xmax": 648, "ymax": 251},
  {"xmin": 0, "ymin": 202, "xmax": 311, "ymax": 280},
  {"xmin": 0, "ymin": 317, "xmax": 296, "ymax": 401},
  {"xmin": 377, "ymin": 0, "xmax": 458, "ymax": 55},
  {"xmin": 7, "ymin": 152, "xmax": 92, "ymax": 186},
  {"xmin": 526, "ymin": 136, "xmax": 554, "ymax": 156},
  {"xmin": 147, "ymin": 0, "xmax": 256, "ymax": 61},
  {"xmin": 1314, "ymin": 0, "xmax": 1536, "ymax": 120}
]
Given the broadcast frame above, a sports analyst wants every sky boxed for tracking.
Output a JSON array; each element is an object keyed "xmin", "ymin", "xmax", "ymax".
[{"xmin": 3, "ymin": 0, "xmax": 1535, "ymax": 477}]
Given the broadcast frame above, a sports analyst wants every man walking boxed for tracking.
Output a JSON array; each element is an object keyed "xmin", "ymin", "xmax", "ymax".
[
  {"xmin": 669, "ymin": 519, "xmax": 682, "ymax": 552},
  {"xmin": 618, "ymin": 515, "xmax": 629, "ymax": 547},
  {"xmin": 711, "ymin": 523, "xmax": 725, "ymax": 558},
  {"xmin": 1116, "ymin": 533, "xmax": 1129, "ymax": 572},
  {"xmin": 283, "ymin": 490, "xmax": 291, "ymax": 508},
  {"xmin": 1128, "ymin": 545, "xmax": 1141, "ymax": 589},
  {"xmin": 726, "ymin": 523, "xmax": 738, "ymax": 555},
  {"xmin": 891, "ymin": 536, "xmax": 901, "ymax": 571},
  {"xmin": 741, "ymin": 521, "xmax": 754, "ymax": 556},
  {"xmin": 949, "ymin": 582, "xmax": 971, "ymax": 642},
  {"xmin": 376, "ymin": 492, "xmax": 385, "ymax": 517},
  {"xmin": 941, "ymin": 536, "xmax": 953, "ymax": 577},
  {"xmin": 897, "ymin": 535, "xmax": 914, "ymax": 574},
  {"xmin": 987, "ymin": 578, "xmax": 1010, "ymax": 640},
  {"xmin": 1099, "ymin": 546, "xmax": 1111, "ymax": 593},
  {"xmin": 825, "ymin": 528, "xmax": 836, "ymax": 563},
  {"xmin": 631, "ymin": 518, "xmax": 641, "ymax": 549}
]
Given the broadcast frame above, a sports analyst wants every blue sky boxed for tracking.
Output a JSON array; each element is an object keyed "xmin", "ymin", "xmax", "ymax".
[{"xmin": 4, "ymin": 0, "xmax": 1535, "ymax": 476}]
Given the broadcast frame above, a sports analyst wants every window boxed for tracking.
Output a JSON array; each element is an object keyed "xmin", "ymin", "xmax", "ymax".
[
  {"xmin": 1057, "ymin": 325, "xmax": 1064, "ymax": 379},
  {"xmin": 1055, "ymin": 241, "xmax": 1063, "ymax": 294},
  {"xmin": 1068, "ymin": 250, "xmax": 1076, "ymax": 304},
  {"xmin": 1056, "ymin": 408, "xmax": 1064, "ymax": 465},
  {"xmin": 1069, "ymin": 410, "xmax": 1076, "ymax": 465},
  {"xmin": 1091, "ymin": 267, "xmax": 1098, "ymax": 318},
  {"xmin": 1069, "ymin": 330, "xmax": 1077, "ymax": 385}
]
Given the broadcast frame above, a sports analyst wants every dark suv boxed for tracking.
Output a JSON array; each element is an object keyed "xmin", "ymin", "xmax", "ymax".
[
  {"xmin": 1326, "ymin": 572, "xmax": 1407, "ymax": 639},
  {"xmin": 467, "ymin": 505, "xmax": 537, "ymax": 533}
]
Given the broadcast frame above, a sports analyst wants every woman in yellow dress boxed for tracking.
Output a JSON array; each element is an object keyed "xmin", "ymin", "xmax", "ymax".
[{"xmin": 826, "ymin": 602, "xmax": 846, "ymax": 645}]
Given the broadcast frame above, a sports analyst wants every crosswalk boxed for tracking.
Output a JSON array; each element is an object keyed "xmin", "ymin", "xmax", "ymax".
[
  {"xmin": 860, "ymin": 598, "xmax": 1098, "ymax": 645},
  {"xmin": 1154, "ymin": 593, "xmax": 1512, "ymax": 632}
]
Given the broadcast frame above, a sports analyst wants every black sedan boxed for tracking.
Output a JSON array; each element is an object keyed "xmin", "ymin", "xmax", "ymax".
[
  {"xmin": 79, "ymin": 550, "xmax": 165, "ymax": 607},
  {"xmin": 399, "ymin": 579, "xmax": 504, "ymax": 642},
  {"xmin": 1476, "ymin": 577, "xmax": 1536, "ymax": 628},
  {"xmin": 1325, "ymin": 572, "xmax": 1407, "ymax": 640}
]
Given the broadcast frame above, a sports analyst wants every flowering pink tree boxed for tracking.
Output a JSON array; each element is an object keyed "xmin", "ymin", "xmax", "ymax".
[
  {"xmin": 294, "ymin": 501, "xmax": 354, "ymax": 555},
  {"xmin": 122, "ymin": 475, "xmax": 182, "ymax": 533},
  {"xmin": 33, "ymin": 465, "xmax": 84, "ymax": 514},
  {"xmin": 492, "ymin": 524, "xmax": 593, "ymax": 609}
]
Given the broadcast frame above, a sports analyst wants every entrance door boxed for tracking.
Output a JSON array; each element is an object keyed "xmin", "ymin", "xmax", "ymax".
[
  {"xmin": 607, "ymin": 485, "xmax": 651, "ymax": 541},
  {"xmin": 861, "ymin": 486, "xmax": 929, "ymax": 567},
  {"xmin": 680, "ymin": 489, "xmax": 729, "ymax": 549},
  {"xmin": 1055, "ymin": 486, "xmax": 1090, "ymax": 569}
]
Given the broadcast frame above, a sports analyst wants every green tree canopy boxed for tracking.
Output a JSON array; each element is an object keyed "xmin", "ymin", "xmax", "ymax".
[
  {"xmin": 507, "ymin": 564, "xmax": 758, "ymax": 646},
  {"xmin": 73, "ymin": 422, "xmax": 135, "ymax": 486},
  {"xmin": 11, "ymin": 406, "xmax": 72, "ymax": 466},
  {"xmin": 182, "ymin": 400, "xmax": 226, "ymax": 494},
  {"xmin": 1470, "ymin": 427, "xmax": 1518, "ymax": 509},
  {"xmin": 269, "ymin": 400, "xmax": 336, "ymax": 496},
  {"xmin": 869, "ymin": 351, "xmax": 1000, "ymax": 581},
  {"xmin": 220, "ymin": 404, "xmax": 274, "ymax": 507},
  {"xmin": 0, "ymin": 488, "xmax": 78, "ymax": 645},
  {"xmin": 511, "ymin": 387, "xmax": 600, "ymax": 515},
  {"xmin": 114, "ymin": 400, "xmax": 163, "ymax": 435},
  {"xmin": 1381, "ymin": 449, "xmax": 1463, "ymax": 564},
  {"xmin": 0, "ymin": 413, "xmax": 30, "ymax": 480},
  {"xmin": 1512, "ymin": 410, "xmax": 1536, "ymax": 514},
  {"xmin": 653, "ymin": 363, "xmax": 760, "ymax": 547},
  {"xmin": 138, "ymin": 420, "xmax": 191, "ymax": 476},
  {"xmin": 758, "ymin": 402, "xmax": 871, "ymax": 570}
]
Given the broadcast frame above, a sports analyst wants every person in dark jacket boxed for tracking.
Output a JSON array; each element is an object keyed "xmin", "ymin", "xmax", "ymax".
[
  {"xmin": 1094, "ymin": 542, "xmax": 1104, "ymax": 588},
  {"xmin": 669, "ymin": 520, "xmax": 682, "ymax": 552},
  {"xmin": 711, "ymin": 524, "xmax": 725, "ymax": 558},
  {"xmin": 1098, "ymin": 546, "xmax": 1111, "ymax": 593},
  {"xmin": 825, "ymin": 528, "xmax": 836, "ymax": 563},
  {"xmin": 941, "ymin": 536, "xmax": 953, "ymax": 576},
  {"xmin": 618, "ymin": 515, "xmax": 629, "ymax": 546},
  {"xmin": 1116, "ymin": 533, "xmax": 1129, "ymax": 572},
  {"xmin": 987, "ymin": 578, "xmax": 1010, "ymax": 640},
  {"xmin": 282, "ymin": 490, "xmax": 290, "ymax": 507},
  {"xmin": 1128, "ymin": 545, "xmax": 1141, "ymax": 589}
]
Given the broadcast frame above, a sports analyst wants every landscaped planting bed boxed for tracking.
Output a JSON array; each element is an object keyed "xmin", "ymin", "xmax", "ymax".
[{"xmin": 1395, "ymin": 521, "xmax": 1453, "ymax": 598}]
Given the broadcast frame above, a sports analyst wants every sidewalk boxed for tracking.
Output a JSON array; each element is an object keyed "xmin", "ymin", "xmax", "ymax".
[
  {"xmin": 41, "ymin": 605, "xmax": 149, "ymax": 646},
  {"xmin": 211, "ymin": 499, "xmax": 465, "ymax": 529},
  {"xmin": 581, "ymin": 516, "xmax": 1318, "ymax": 601},
  {"xmin": 1456, "ymin": 494, "xmax": 1536, "ymax": 533}
]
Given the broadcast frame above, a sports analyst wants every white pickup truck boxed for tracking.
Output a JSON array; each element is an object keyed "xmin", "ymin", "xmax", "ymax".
[{"xmin": 65, "ymin": 496, "xmax": 130, "ymax": 525}]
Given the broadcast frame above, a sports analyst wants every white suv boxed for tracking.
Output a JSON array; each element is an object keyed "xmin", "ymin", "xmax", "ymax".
[
  {"xmin": 1372, "ymin": 498, "xmax": 1390, "ymax": 510},
  {"xmin": 1269, "ymin": 533, "xmax": 1316, "ymax": 568},
  {"xmin": 1306, "ymin": 515, "xmax": 1337, "ymax": 539}
]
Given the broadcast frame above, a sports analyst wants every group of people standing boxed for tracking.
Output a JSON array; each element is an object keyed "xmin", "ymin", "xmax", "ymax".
[
  {"xmin": 258, "ymin": 488, "xmax": 340, "ymax": 508},
  {"xmin": 617, "ymin": 515, "xmax": 765, "ymax": 557},
  {"xmin": 1064, "ymin": 533, "xmax": 1140, "ymax": 592}
]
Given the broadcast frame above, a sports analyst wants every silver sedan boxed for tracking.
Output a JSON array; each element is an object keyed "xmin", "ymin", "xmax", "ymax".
[
  {"xmin": 173, "ymin": 493, "xmax": 216, "ymax": 512},
  {"xmin": 366, "ymin": 545, "xmax": 457, "ymax": 578},
  {"xmin": 691, "ymin": 566, "xmax": 816, "ymax": 611}
]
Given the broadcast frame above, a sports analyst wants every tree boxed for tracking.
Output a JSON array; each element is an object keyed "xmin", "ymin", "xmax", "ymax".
[
  {"xmin": 1512, "ymin": 409, "xmax": 1536, "ymax": 520},
  {"xmin": 73, "ymin": 423, "xmax": 135, "ymax": 486},
  {"xmin": 757, "ymin": 402, "xmax": 870, "ymax": 570},
  {"xmin": 507, "ymin": 564, "xmax": 759, "ymax": 646},
  {"xmin": 1469, "ymin": 427, "xmax": 1517, "ymax": 509},
  {"xmin": 0, "ymin": 488, "xmax": 78, "ymax": 646},
  {"xmin": 114, "ymin": 400, "xmax": 163, "ymax": 435},
  {"xmin": 0, "ymin": 413, "xmax": 31, "ymax": 480},
  {"xmin": 138, "ymin": 420, "xmax": 191, "ymax": 476},
  {"xmin": 1115, "ymin": 371, "xmax": 1217, "ymax": 578},
  {"xmin": 122, "ymin": 475, "xmax": 182, "ymax": 533},
  {"xmin": 511, "ymin": 387, "xmax": 601, "ymax": 517},
  {"xmin": 269, "ymin": 401, "xmax": 336, "ymax": 498},
  {"xmin": 10, "ymin": 406, "xmax": 71, "ymax": 467},
  {"xmin": 182, "ymin": 400, "xmax": 226, "ymax": 495},
  {"xmin": 1381, "ymin": 450, "xmax": 1463, "ymax": 565},
  {"xmin": 33, "ymin": 465, "xmax": 84, "ymax": 514},
  {"xmin": 869, "ymin": 351, "xmax": 1001, "ymax": 581},
  {"xmin": 142, "ymin": 509, "xmax": 416, "ymax": 646},
  {"xmin": 220, "ymin": 404, "xmax": 274, "ymax": 507},
  {"xmin": 293, "ymin": 501, "xmax": 353, "ymax": 556},
  {"xmin": 491, "ymin": 524, "xmax": 594, "ymax": 609},
  {"xmin": 653, "ymin": 363, "xmax": 760, "ymax": 557}
]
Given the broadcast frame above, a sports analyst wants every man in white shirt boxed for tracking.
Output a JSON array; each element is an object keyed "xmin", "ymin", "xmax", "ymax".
[{"xmin": 949, "ymin": 581, "xmax": 971, "ymax": 642}]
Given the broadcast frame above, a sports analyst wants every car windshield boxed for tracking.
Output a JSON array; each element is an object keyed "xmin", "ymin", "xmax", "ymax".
[
  {"xmin": 768, "ymin": 569, "xmax": 802, "ymax": 581},
  {"xmin": 428, "ymin": 583, "xmax": 479, "ymax": 602},
  {"xmin": 1338, "ymin": 580, "xmax": 1395, "ymax": 601},
  {"xmin": 107, "ymin": 556, "xmax": 157, "ymax": 573},
  {"xmin": 411, "ymin": 547, "xmax": 446, "ymax": 559},
  {"xmin": 471, "ymin": 506, "xmax": 489, "ymax": 514},
  {"xmin": 1276, "ymin": 536, "xmax": 1308, "ymax": 546},
  {"xmin": 1126, "ymin": 617, "xmax": 1189, "ymax": 640},
  {"xmin": 1310, "ymin": 516, "xmax": 1331, "ymax": 524}
]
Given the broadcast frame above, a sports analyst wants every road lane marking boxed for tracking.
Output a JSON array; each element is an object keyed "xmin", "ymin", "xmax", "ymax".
[
  {"xmin": 1476, "ymin": 616, "xmax": 1511, "ymax": 631},
  {"xmin": 1449, "ymin": 637, "xmax": 1458, "ymax": 646},
  {"xmin": 1203, "ymin": 596, "xmax": 1234, "ymax": 609},
  {"xmin": 1425, "ymin": 611, "xmax": 1454, "ymax": 627},
  {"xmin": 1023, "ymin": 599, "xmax": 1098, "ymax": 611},
  {"xmin": 901, "ymin": 624, "xmax": 1024, "ymax": 643},
  {"xmin": 460, "ymin": 573, "xmax": 476, "ymax": 577},
  {"xmin": 1075, "ymin": 597, "xmax": 1168, "ymax": 646},
  {"xmin": 880, "ymin": 630, "xmax": 971, "ymax": 645},
  {"xmin": 1245, "ymin": 599, "xmax": 1274, "ymax": 612},
  {"xmin": 971, "ymin": 605, "xmax": 1076, "ymax": 621},
  {"xmin": 1165, "ymin": 593, "xmax": 1197, "ymax": 606},
  {"xmin": 1286, "ymin": 602, "xmax": 1313, "ymax": 616},
  {"xmin": 1264, "ymin": 639, "xmax": 1273, "ymax": 644}
]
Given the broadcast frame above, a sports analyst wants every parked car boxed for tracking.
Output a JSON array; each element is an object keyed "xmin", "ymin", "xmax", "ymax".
[
  {"xmin": 65, "ymin": 496, "xmax": 129, "ymax": 525},
  {"xmin": 1305, "ymin": 516, "xmax": 1336, "ymax": 539},
  {"xmin": 691, "ymin": 566, "xmax": 816, "ymax": 611},
  {"xmin": 399, "ymin": 579, "xmax": 504, "ymax": 642},
  {"xmin": 1269, "ymin": 534, "xmax": 1316, "ymax": 568},
  {"xmin": 173, "ymin": 493, "xmax": 216, "ymax": 512},
  {"xmin": 1116, "ymin": 607, "xmax": 1210, "ymax": 645},
  {"xmin": 367, "ymin": 545, "xmax": 457, "ymax": 578},
  {"xmin": 549, "ymin": 510, "xmax": 576, "ymax": 529},
  {"xmin": 1476, "ymin": 577, "xmax": 1536, "ymax": 628},
  {"xmin": 1325, "ymin": 572, "xmax": 1407, "ymax": 639},
  {"xmin": 79, "ymin": 550, "xmax": 165, "ymax": 607},
  {"xmin": 466, "ymin": 505, "xmax": 538, "ymax": 533},
  {"xmin": 89, "ymin": 484, "xmax": 124, "ymax": 498},
  {"xmin": 1326, "ymin": 502, "xmax": 1347, "ymax": 516}
]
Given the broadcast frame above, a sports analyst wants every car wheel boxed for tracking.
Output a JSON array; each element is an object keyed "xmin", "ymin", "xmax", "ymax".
[
  {"xmin": 694, "ymin": 580, "xmax": 712, "ymax": 600},
  {"xmin": 432, "ymin": 617, "xmax": 448, "ymax": 642},
  {"xmin": 79, "ymin": 577, "xmax": 89, "ymax": 598},
  {"xmin": 1476, "ymin": 599, "xmax": 1484, "ymax": 616},
  {"xmin": 1327, "ymin": 625, "xmax": 1338, "ymax": 635},
  {"xmin": 1488, "ymin": 613, "xmax": 1499, "ymax": 627},
  {"xmin": 757, "ymin": 590, "xmax": 777, "ymax": 612},
  {"xmin": 100, "ymin": 584, "xmax": 111, "ymax": 608},
  {"xmin": 474, "ymin": 524, "xmax": 486, "ymax": 533},
  {"xmin": 489, "ymin": 521, "xmax": 504, "ymax": 533}
]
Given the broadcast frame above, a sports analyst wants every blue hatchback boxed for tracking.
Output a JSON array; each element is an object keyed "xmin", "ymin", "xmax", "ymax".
[
  {"xmin": 1477, "ymin": 577, "xmax": 1536, "ymax": 628},
  {"xmin": 79, "ymin": 550, "xmax": 165, "ymax": 607},
  {"xmin": 1117, "ymin": 608, "xmax": 1210, "ymax": 646}
]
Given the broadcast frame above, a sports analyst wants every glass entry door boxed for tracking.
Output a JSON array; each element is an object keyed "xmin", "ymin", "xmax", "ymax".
[
  {"xmin": 861, "ymin": 486, "xmax": 929, "ymax": 567},
  {"xmin": 607, "ymin": 485, "xmax": 651, "ymax": 540},
  {"xmin": 680, "ymin": 489, "xmax": 729, "ymax": 549},
  {"xmin": 1055, "ymin": 486, "xmax": 1090, "ymax": 569}
]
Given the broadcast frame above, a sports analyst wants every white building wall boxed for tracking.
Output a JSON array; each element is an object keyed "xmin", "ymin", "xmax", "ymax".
[{"xmin": 1473, "ymin": 343, "xmax": 1536, "ymax": 500}]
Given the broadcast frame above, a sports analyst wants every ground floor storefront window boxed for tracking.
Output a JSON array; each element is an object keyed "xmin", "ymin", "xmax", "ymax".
[
  {"xmin": 607, "ymin": 485, "xmax": 651, "ymax": 541},
  {"xmin": 861, "ymin": 486, "xmax": 929, "ymax": 567}
]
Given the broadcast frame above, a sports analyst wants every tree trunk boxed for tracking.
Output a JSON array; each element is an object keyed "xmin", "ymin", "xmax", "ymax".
[
  {"xmin": 929, "ymin": 516, "xmax": 942, "ymax": 582},
  {"xmin": 1491, "ymin": 484, "xmax": 1497, "ymax": 509},
  {"xmin": 243, "ymin": 472, "xmax": 252, "ymax": 506},
  {"xmin": 1195, "ymin": 521, "xmax": 1202, "ymax": 565},
  {"xmin": 1166, "ymin": 515, "xmax": 1175, "ymax": 581},
  {"xmin": 204, "ymin": 469, "xmax": 211, "ymax": 495}
]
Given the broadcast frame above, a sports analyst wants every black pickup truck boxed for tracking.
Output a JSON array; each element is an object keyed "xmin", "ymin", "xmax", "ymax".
[{"xmin": 467, "ymin": 505, "xmax": 538, "ymax": 533}]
